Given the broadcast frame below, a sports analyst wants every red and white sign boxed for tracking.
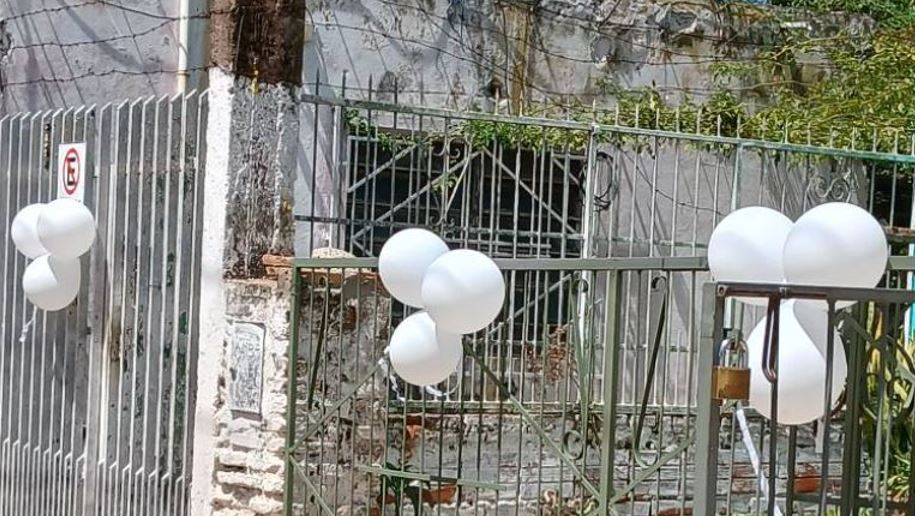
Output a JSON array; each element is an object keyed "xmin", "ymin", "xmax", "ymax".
[{"xmin": 57, "ymin": 143, "xmax": 86, "ymax": 202}]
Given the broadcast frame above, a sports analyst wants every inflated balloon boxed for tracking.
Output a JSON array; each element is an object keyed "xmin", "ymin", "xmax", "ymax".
[
  {"xmin": 708, "ymin": 206, "xmax": 793, "ymax": 306},
  {"xmin": 388, "ymin": 312, "xmax": 463, "ymax": 386},
  {"xmin": 22, "ymin": 255, "xmax": 81, "ymax": 311},
  {"xmin": 747, "ymin": 300, "xmax": 846, "ymax": 425},
  {"xmin": 10, "ymin": 203, "xmax": 49, "ymax": 259},
  {"xmin": 378, "ymin": 228, "xmax": 449, "ymax": 308},
  {"xmin": 421, "ymin": 249, "xmax": 505, "ymax": 334},
  {"xmin": 783, "ymin": 202, "xmax": 887, "ymax": 310},
  {"xmin": 37, "ymin": 198, "xmax": 96, "ymax": 260}
]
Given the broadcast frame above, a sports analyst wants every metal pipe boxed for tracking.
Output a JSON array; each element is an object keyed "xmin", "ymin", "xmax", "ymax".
[{"xmin": 177, "ymin": 0, "xmax": 208, "ymax": 93}]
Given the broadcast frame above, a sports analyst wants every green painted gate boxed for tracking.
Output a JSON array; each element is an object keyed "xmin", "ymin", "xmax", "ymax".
[{"xmin": 286, "ymin": 92, "xmax": 915, "ymax": 515}]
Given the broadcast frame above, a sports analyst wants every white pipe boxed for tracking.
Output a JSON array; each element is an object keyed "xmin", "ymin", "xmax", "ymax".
[{"xmin": 177, "ymin": 0, "xmax": 208, "ymax": 92}]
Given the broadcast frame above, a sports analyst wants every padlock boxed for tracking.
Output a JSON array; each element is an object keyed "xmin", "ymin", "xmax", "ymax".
[{"xmin": 712, "ymin": 331, "xmax": 750, "ymax": 402}]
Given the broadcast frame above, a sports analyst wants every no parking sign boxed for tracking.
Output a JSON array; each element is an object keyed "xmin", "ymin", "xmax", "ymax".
[{"xmin": 57, "ymin": 143, "xmax": 86, "ymax": 202}]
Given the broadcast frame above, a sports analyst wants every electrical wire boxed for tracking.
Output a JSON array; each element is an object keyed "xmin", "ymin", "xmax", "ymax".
[{"xmin": 0, "ymin": 0, "xmax": 839, "ymax": 102}]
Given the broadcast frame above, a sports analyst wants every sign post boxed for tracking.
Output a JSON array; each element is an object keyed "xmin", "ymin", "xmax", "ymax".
[{"xmin": 57, "ymin": 143, "xmax": 86, "ymax": 202}]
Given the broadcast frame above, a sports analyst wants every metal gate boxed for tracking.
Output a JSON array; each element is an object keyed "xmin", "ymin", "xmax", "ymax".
[
  {"xmin": 695, "ymin": 276, "xmax": 915, "ymax": 515},
  {"xmin": 0, "ymin": 91, "xmax": 207, "ymax": 515},
  {"xmin": 289, "ymin": 89, "xmax": 915, "ymax": 515},
  {"xmin": 286, "ymin": 256, "xmax": 712, "ymax": 515}
]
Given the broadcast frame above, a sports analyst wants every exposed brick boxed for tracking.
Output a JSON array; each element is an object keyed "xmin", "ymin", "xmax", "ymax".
[{"xmin": 216, "ymin": 471, "xmax": 284, "ymax": 494}]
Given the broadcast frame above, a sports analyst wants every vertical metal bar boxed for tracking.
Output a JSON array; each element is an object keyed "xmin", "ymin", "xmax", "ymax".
[
  {"xmin": 136, "ymin": 96, "xmax": 156, "ymax": 516},
  {"xmin": 23, "ymin": 112, "xmax": 41, "ymax": 516},
  {"xmin": 284, "ymin": 268, "xmax": 301, "ymax": 516},
  {"xmin": 11, "ymin": 113, "xmax": 28, "ymax": 516},
  {"xmin": 695, "ymin": 282, "xmax": 724, "ymax": 515},
  {"xmin": 723, "ymin": 146, "xmax": 743, "ymax": 326},
  {"xmin": 179, "ymin": 91, "xmax": 207, "ymax": 516},
  {"xmin": 167, "ymin": 92, "xmax": 193, "ymax": 515},
  {"xmin": 0, "ymin": 112, "xmax": 14, "ymax": 516},
  {"xmin": 147, "ymin": 95, "xmax": 168, "ymax": 516},
  {"xmin": 33, "ymin": 110, "xmax": 52, "ymax": 516},
  {"xmin": 818, "ymin": 300, "xmax": 836, "ymax": 514},
  {"xmin": 839, "ymin": 305, "xmax": 865, "ymax": 516},
  {"xmin": 108, "ymin": 100, "xmax": 127, "ymax": 516},
  {"xmin": 598, "ymin": 271, "xmax": 622, "ymax": 512},
  {"xmin": 121, "ymin": 99, "xmax": 142, "ymax": 516},
  {"xmin": 786, "ymin": 426, "xmax": 797, "ymax": 516},
  {"xmin": 84, "ymin": 103, "xmax": 106, "ymax": 516},
  {"xmin": 767, "ymin": 302, "xmax": 780, "ymax": 516}
]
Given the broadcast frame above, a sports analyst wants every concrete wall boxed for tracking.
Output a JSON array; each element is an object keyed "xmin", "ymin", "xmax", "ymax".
[
  {"xmin": 0, "ymin": 0, "xmax": 184, "ymax": 112},
  {"xmin": 303, "ymin": 0, "xmax": 799, "ymax": 107}
]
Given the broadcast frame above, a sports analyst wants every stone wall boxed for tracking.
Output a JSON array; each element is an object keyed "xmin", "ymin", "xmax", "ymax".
[{"xmin": 210, "ymin": 275, "xmax": 293, "ymax": 516}]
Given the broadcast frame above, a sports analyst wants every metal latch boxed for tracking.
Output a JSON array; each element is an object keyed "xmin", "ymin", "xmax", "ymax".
[{"xmin": 712, "ymin": 330, "xmax": 750, "ymax": 402}]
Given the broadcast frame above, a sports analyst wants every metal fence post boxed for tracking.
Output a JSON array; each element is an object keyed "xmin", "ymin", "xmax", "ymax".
[
  {"xmin": 694, "ymin": 282, "xmax": 724, "ymax": 514},
  {"xmin": 82, "ymin": 105, "xmax": 103, "ymax": 515},
  {"xmin": 598, "ymin": 270, "xmax": 623, "ymax": 512},
  {"xmin": 840, "ymin": 304, "xmax": 866, "ymax": 516},
  {"xmin": 284, "ymin": 268, "xmax": 302, "ymax": 516}
]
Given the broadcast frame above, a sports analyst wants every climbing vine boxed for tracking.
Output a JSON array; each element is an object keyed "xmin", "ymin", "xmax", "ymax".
[
  {"xmin": 343, "ymin": 1, "xmax": 915, "ymax": 157},
  {"xmin": 772, "ymin": 0, "xmax": 915, "ymax": 29}
]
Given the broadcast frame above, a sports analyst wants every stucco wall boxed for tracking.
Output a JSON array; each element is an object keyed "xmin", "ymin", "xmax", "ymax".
[
  {"xmin": 301, "ymin": 0, "xmax": 829, "ymax": 107},
  {"xmin": 0, "ymin": 0, "xmax": 183, "ymax": 112}
]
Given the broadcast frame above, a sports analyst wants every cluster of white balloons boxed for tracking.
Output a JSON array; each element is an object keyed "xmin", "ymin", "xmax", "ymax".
[
  {"xmin": 10, "ymin": 199, "xmax": 96, "ymax": 311},
  {"xmin": 709, "ymin": 202, "xmax": 887, "ymax": 425},
  {"xmin": 379, "ymin": 229, "xmax": 506, "ymax": 386}
]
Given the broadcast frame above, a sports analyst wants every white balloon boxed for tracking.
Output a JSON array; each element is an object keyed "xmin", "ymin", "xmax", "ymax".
[
  {"xmin": 421, "ymin": 249, "xmax": 505, "ymax": 334},
  {"xmin": 378, "ymin": 228, "xmax": 449, "ymax": 307},
  {"xmin": 22, "ymin": 255, "xmax": 81, "ymax": 311},
  {"xmin": 708, "ymin": 207, "xmax": 793, "ymax": 306},
  {"xmin": 389, "ymin": 312, "xmax": 463, "ymax": 386},
  {"xmin": 747, "ymin": 300, "xmax": 846, "ymax": 425},
  {"xmin": 37, "ymin": 198, "xmax": 96, "ymax": 260},
  {"xmin": 10, "ymin": 203, "xmax": 49, "ymax": 259},
  {"xmin": 783, "ymin": 202, "xmax": 887, "ymax": 310}
]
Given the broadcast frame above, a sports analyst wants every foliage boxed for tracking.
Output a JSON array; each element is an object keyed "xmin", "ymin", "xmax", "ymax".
[
  {"xmin": 378, "ymin": 461, "xmax": 422, "ymax": 513},
  {"xmin": 722, "ymin": 29, "xmax": 915, "ymax": 151},
  {"xmin": 376, "ymin": 461, "xmax": 459, "ymax": 512},
  {"xmin": 343, "ymin": 109, "xmax": 413, "ymax": 152},
  {"xmin": 343, "ymin": 4, "xmax": 915, "ymax": 158},
  {"xmin": 596, "ymin": 29, "xmax": 915, "ymax": 154},
  {"xmin": 772, "ymin": 0, "xmax": 915, "ymax": 29}
]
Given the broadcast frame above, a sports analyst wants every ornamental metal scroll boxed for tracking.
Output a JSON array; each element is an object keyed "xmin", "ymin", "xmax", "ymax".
[{"xmin": 805, "ymin": 159, "xmax": 862, "ymax": 204}]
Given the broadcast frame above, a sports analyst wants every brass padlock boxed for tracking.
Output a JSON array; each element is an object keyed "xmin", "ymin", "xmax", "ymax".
[{"xmin": 712, "ymin": 331, "xmax": 750, "ymax": 402}]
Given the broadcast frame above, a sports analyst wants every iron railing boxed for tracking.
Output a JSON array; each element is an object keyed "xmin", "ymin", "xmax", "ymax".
[
  {"xmin": 696, "ymin": 279, "xmax": 915, "ymax": 515},
  {"xmin": 286, "ymin": 256, "xmax": 915, "ymax": 515},
  {"xmin": 296, "ymin": 86, "xmax": 915, "ymax": 415},
  {"xmin": 297, "ymin": 79, "xmax": 915, "ymax": 263}
]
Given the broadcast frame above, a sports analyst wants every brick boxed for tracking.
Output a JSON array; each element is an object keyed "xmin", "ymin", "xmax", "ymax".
[
  {"xmin": 249, "ymin": 495, "xmax": 284, "ymax": 515},
  {"xmin": 216, "ymin": 471, "xmax": 285, "ymax": 494}
]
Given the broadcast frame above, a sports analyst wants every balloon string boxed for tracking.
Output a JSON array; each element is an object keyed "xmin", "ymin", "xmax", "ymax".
[
  {"xmin": 380, "ymin": 346, "xmax": 407, "ymax": 403},
  {"xmin": 381, "ymin": 346, "xmax": 461, "ymax": 402},
  {"xmin": 423, "ymin": 375, "xmax": 461, "ymax": 399},
  {"xmin": 736, "ymin": 404, "xmax": 784, "ymax": 516},
  {"xmin": 18, "ymin": 306, "xmax": 37, "ymax": 345}
]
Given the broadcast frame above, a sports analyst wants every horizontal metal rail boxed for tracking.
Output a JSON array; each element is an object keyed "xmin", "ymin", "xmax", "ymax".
[
  {"xmin": 300, "ymin": 93, "xmax": 915, "ymax": 164},
  {"xmin": 293, "ymin": 255, "xmax": 915, "ymax": 272}
]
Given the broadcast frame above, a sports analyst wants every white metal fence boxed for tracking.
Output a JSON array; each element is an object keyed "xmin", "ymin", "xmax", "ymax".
[{"xmin": 0, "ymin": 91, "xmax": 207, "ymax": 516}]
